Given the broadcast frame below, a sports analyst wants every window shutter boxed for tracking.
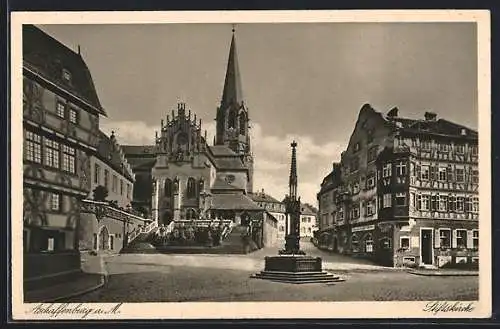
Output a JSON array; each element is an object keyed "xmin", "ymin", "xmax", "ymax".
[
  {"xmin": 467, "ymin": 230, "xmax": 473, "ymax": 249},
  {"xmin": 452, "ymin": 230, "xmax": 457, "ymax": 248},
  {"xmin": 434, "ymin": 230, "xmax": 440, "ymax": 248},
  {"xmin": 416, "ymin": 165, "xmax": 421, "ymax": 179}
]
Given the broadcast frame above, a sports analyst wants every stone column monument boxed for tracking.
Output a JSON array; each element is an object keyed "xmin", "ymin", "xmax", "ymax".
[{"xmin": 252, "ymin": 141, "xmax": 344, "ymax": 284}]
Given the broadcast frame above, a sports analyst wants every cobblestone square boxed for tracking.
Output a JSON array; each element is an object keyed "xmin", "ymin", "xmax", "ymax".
[{"xmin": 65, "ymin": 243, "xmax": 478, "ymax": 303}]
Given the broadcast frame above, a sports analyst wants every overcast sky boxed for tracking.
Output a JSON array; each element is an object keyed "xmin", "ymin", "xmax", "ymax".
[{"xmin": 38, "ymin": 23, "xmax": 478, "ymax": 206}]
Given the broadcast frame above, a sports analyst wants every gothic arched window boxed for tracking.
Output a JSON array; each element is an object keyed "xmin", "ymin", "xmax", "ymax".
[
  {"xmin": 228, "ymin": 110, "xmax": 236, "ymax": 129},
  {"xmin": 164, "ymin": 179, "xmax": 173, "ymax": 197},
  {"xmin": 239, "ymin": 112, "xmax": 246, "ymax": 135},
  {"xmin": 187, "ymin": 177, "xmax": 196, "ymax": 199}
]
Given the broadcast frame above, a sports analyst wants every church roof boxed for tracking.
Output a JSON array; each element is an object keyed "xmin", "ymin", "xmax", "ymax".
[
  {"xmin": 23, "ymin": 25, "xmax": 106, "ymax": 116},
  {"xmin": 220, "ymin": 31, "xmax": 244, "ymax": 108},
  {"xmin": 211, "ymin": 176, "xmax": 243, "ymax": 191},
  {"xmin": 213, "ymin": 157, "xmax": 246, "ymax": 170},
  {"xmin": 122, "ymin": 145, "xmax": 156, "ymax": 155},
  {"xmin": 126, "ymin": 158, "xmax": 157, "ymax": 170},
  {"xmin": 209, "ymin": 145, "xmax": 238, "ymax": 156},
  {"xmin": 209, "ymin": 193, "xmax": 262, "ymax": 211}
]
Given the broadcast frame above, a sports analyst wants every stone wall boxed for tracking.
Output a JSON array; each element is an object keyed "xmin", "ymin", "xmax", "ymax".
[{"xmin": 262, "ymin": 212, "xmax": 279, "ymax": 247}]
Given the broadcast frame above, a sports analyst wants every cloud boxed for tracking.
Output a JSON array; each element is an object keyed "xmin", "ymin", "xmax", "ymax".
[
  {"xmin": 100, "ymin": 118, "xmax": 160, "ymax": 145},
  {"xmin": 249, "ymin": 123, "xmax": 345, "ymax": 206},
  {"xmin": 102, "ymin": 119, "xmax": 346, "ymax": 206}
]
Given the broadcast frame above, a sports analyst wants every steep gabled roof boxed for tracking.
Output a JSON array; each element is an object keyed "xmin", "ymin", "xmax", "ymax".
[
  {"xmin": 301, "ymin": 203, "xmax": 318, "ymax": 216},
  {"xmin": 23, "ymin": 25, "xmax": 105, "ymax": 116},
  {"xmin": 249, "ymin": 190, "xmax": 282, "ymax": 204},
  {"xmin": 209, "ymin": 193, "xmax": 261, "ymax": 211},
  {"xmin": 390, "ymin": 117, "xmax": 478, "ymax": 139},
  {"xmin": 96, "ymin": 131, "xmax": 134, "ymax": 182}
]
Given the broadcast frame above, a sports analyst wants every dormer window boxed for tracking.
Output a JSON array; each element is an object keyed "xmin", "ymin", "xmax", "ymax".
[
  {"xmin": 62, "ymin": 68, "xmax": 72, "ymax": 83},
  {"xmin": 354, "ymin": 142, "xmax": 361, "ymax": 153}
]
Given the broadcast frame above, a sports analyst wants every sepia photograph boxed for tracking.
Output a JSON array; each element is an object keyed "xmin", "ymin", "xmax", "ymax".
[{"xmin": 10, "ymin": 10, "xmax": 491, "ymax": 319}]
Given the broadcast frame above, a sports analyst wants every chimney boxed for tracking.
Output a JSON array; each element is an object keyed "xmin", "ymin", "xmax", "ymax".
[{"xmin": 424, "ymin": 111, "xmax": 437, "ymax": 121}]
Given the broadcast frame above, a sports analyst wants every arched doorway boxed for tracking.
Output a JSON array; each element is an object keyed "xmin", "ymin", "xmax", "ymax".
[
  {"xmin": 99, "ymin": 226, "xmax": 110, "ymax": 250},
  {"xmin": 162, "ymin": 211, "xmax": 173, "ymax": 226}
]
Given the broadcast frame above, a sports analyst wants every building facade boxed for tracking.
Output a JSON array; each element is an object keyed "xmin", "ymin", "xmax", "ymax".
[
  {"xmin": 300, "ymin": 203, "xmax": 318, "ymax": 238},
  {"xmin": 316, "ymin": 104, "xmax": 479, "ymax": 268},
  {"xmin": 79, "ymin": 131, "xmax": 145, "ymax": 253},
  {"xmin": 316, "ymin": 163, "xmax": 342, "ymax": 249},
  {"xmin": 250, "ymin": 189, "xmax": 286, "ymax": 239},
  {"xmin": 123, "ymin": 31, "xmax": 270, "ymax": 233},
  {"xmin": 121, "ymin": 145, "xmax": 156, "ymax": 218},
  {"xmin": 22, "ymin": 25, "xmax": 106, "ymax": 285}
]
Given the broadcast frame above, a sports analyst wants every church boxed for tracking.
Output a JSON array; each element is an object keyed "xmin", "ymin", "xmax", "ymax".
[{"xmin": 123, "ymin": 30, "xmax": 263, "ymax": 227}]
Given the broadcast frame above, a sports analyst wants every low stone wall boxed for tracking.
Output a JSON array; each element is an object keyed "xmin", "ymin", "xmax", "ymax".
[{"xmin": 24, "ymin": 251, "xmax": 81, "ymax": 290}]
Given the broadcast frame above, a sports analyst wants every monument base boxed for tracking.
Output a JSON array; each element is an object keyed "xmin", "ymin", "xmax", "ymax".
[{"xmin": 251, "ymin": 255, "xmax": 344, "ymax": 284}]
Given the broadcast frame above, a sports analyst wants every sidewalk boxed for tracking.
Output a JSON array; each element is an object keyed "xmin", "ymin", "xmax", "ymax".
[
  {"xmin": 407, "ymin": 268, "xmax": 478, "ymax": 277},
  {"xmin": 24, "ymin": 253, "xmax": 108, "ymax": 303}
]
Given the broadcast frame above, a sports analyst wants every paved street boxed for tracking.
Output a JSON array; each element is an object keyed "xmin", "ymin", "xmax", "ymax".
[{"xmin": 64, "ymin": 242, "xmax": 478, "ymax": 302}]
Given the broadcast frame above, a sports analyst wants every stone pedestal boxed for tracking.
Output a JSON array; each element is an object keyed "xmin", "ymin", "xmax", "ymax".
[
  {"xmin": 265, "ymin": 255, "xmax": 321, "ymax": 272},
  {"xmin": 252, "ymin": 255, "xmax": 344, "ymax": 284}
]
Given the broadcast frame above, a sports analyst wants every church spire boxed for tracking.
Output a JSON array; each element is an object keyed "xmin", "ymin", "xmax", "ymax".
[
  {"xmin": 220, "ymin": 27, "xmax": 244, "ymax": 109},
  {"xmin": 289, "ymin": 141, "xmax": 298, "ymax": 200}
]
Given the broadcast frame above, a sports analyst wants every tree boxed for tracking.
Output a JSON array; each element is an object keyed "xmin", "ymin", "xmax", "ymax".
[{"xmin": 93, "ymin": 185, "xmax": 108, "ymax": 202}]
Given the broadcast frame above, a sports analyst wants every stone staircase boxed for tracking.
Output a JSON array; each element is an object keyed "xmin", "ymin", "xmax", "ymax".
[
  {"xmin": 127, "ymin": 220, "xmax": 159, "ymax": 244},
  {"xmin": 251, "ymin": 271, "xmax": 344, "ymax": 284},
  {"xmin": 218, "ymin": 224, "xmax": 259, "ymax": 254}
]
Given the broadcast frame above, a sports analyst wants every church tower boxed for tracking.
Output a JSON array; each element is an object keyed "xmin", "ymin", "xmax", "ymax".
[{"xmin": 215, "ymin": 28, "xmax": 254, "ymax": 193}]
